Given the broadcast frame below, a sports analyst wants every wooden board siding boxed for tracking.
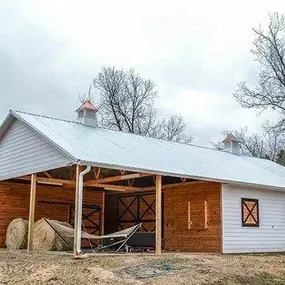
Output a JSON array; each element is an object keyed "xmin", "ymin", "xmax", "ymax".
[
  {"xmin": 164, "ymin": 182, "xmax": 221, "ymax": 252},
  {"xmin": 0, "ymin": 181, "xmax": 103, "ymax": 248},
  {"xmin": 105, "ymin": 182, "xmax": 222, "ymax": 252},
  {"xmin": 222, "ymin": 184, "xmax": 285, "ymax": 253},
  {"xmin": 0, "ymin": 119, "xmax": 72, "ymax": 180}
]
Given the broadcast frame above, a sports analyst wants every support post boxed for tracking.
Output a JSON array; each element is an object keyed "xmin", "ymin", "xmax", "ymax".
[
  {"xmin": 73, "ymin": 165, "xmax": 80, "ymax": 257},
  {"xmin": 101, "ymin": 191, "xmax": 105, "ymax": 235},
  {"xmin": 27, "ymin": 173, "xmax": 37, "ymax": 252},
  {"xmin": 155, "ymin": 175, "xmax": 162, "ymax": 255}
]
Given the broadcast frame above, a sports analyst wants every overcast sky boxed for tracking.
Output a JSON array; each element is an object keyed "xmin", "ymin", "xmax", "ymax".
[{"xmin": 1, "ymin": 0, "xmax": 285, "ymax": 146}]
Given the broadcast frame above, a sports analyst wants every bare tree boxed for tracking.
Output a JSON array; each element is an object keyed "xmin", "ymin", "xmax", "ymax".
[
  {"xmin": 234, "ymin": 13, "xmax": 285, "ymax": 129},
  {"xmin": 93, "ymin": 66, "xmax": 158, "ymax": 135},
  {"xmin": 154, "ymin": 115, "xmax": 193, "ymax": 144},
  {"xmin": 231, "ymin": 127, "xmax": 266, "ymax": 158},
  {"xmin": 262, "ymin": 122, "xmax": 285, "ymax": 161},
  {"xmin": 91, "ymin": 66, "xmax": 193, "ymax": 143},
  {"xmin": 215, "ymin": 123, "xmax": 285, "ymax": 163}
]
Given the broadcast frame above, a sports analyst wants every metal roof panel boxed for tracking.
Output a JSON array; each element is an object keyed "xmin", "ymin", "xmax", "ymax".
[{"xmin": 10, "ymin": 110, "xmax": 285, "ymax": 189}]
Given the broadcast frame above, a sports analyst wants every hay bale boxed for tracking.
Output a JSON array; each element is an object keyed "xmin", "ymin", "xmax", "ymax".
[
  {"xmin": 6, "ymin": 218, "xmax": 28, "ymax": 249},
  {"xmin": 33, "ymin": 218, "xmax": 73, "ymax": 251}
]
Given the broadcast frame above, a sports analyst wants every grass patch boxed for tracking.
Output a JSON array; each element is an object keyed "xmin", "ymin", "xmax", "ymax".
[
  {"xmin": 155, "ymin": 254, "xmax": 189, "ymax": 264},
  {"xmin": 91, "ymin": 258, "xmax": 122, "ymax": 269},
  {"xmin": 206, "ymin": 273, "xmax": 285, "ymax": 285}
]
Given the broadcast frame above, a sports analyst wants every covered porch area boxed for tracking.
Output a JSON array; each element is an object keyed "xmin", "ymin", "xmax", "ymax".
[{"xmin": 0, "ymin": 164, "xmax": 222, "ymax": 256}]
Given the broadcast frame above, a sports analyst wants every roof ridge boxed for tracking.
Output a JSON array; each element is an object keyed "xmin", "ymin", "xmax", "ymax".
[
  {"xmin": 13, "ymin": 110, "xmax": 238, "ymax": 156},
  {"xmin": 14, "ymin": 110, "xmax": 83, "ymax": 125}
]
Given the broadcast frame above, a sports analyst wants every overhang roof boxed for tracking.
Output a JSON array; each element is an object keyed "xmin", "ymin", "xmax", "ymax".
[{"xmin": 2, "ymin": 110, "xmax": 285, "ymax": 190}]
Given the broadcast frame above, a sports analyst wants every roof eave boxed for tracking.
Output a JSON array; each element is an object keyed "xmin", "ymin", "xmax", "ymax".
[{"xmin": 79, "ymin": 160, "xmax": 285, "ymax": 192}]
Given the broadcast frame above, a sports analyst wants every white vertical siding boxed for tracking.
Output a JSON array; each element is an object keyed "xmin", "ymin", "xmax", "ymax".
[
  {"xmin": 222, "ymin": 184, "xmax": 285, "ymax": 253},
  {"xmin": 0, "ymin": 118, "xmax": 72, "ymax": 180}
]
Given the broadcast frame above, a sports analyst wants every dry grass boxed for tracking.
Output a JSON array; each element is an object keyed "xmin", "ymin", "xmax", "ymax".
[{"xmin": 1, "ymin": 250, "xmax": 285, "ymax": 284}]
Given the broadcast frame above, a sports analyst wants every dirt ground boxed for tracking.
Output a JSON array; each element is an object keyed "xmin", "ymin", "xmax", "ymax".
[{"xmin": 1, "ymin": 250, "xmax": 285, "ymax": 284}]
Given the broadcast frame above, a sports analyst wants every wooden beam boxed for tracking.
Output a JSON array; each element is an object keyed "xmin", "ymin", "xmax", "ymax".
[
  {"xmin": 204, "ymin": 200, "xmax": 208, "ymax": 229},
  {"xmin": 16, "ymin": 176, "xmax": 75, "ymax": 185},
  {"xmin": 96, "ymin": 184, "xmax": 141, "ymax": 192},
  {"xmin": 127, "ymin": 178, "xmax": 134, "ymax": 186},
  {"xmin": 44, "ymin": 171, "xmax": 52, "ymax": 178},
  {"xmin": 101, "ymin": 191, "xmax": 105, "ymax": 235},
  {"xmin": 37, "ymin": 181, "xmax": 63, "ymax": 186},
  {"xmin": 155, "ymin": 175, "xmax": 162, "ymax": 256},
  {"xmin": 73, "ymin": 165, "xmax": 81, "ymax": 257},
  {"xmin": 85, "ymin": 173, "xmax": 151, "ymax": 186},
  {"xmin": 93, "ymin": 167, "xmax": 101, "ymax": 179},
  {"xmin": 27, "ymin": 174, "xmax": 37, "ymax": 252},
  {"xmin": 188, "ymin": 201, "xmax": 191, "ymax": 230},
  {"xmin": 142, "ymin": 180, "xmax": 205, "ymax": 191},
  {"xmin": 68, "ymin": 167, "xmax": 74, "ymax": 180}
]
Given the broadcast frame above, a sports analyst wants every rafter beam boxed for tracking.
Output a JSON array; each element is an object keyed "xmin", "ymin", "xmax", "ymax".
[
  {"xmin": 84, "ymin": 173, "xmax": 151, "ymax": 186},
  {"xmin": 180, "ymin": 177, "xmax": 187, "ymax": 183},
  {"xmin": 142, "ymin": 180, "xmax": 203, "ymax": 191},
  {"xmin": 93, "ymin": 167, "xmax": 101, "ymax": 179},
  {"xmin": 16, "ymin": 176, "xmax": 75, "ymax": 185},
  {"xmin": 44, "ymin": 171, "xmax": 53, "ymax": 178},
  {"xmin": 93, "ymin": 183, "xmax": 141, "ymax": 192}
]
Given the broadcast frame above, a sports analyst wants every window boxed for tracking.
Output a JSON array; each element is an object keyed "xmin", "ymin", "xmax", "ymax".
[{"xmin": 241, "ymin": 198, "xmax": 259, "ymax": 227}]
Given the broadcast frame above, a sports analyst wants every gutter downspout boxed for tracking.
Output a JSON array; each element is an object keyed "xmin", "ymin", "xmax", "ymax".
[{"xmin": 76, "ymin": 165, "xmax": 91, "ymax": 255}]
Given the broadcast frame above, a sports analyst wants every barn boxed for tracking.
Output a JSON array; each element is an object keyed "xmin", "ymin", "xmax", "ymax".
[{"xmin": 1, "ymin": 101, "xmax": 285, "ymax": 255}]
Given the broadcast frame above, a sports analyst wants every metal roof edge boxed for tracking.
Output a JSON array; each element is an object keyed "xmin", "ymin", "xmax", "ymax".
[
  {"xmin": 0, "ymin": 111, "xmax": 15, "ymax": 141},
  {"xmin": 79, "ymin": 160, "xmax": 285, "ymax": 191},
  {"xmin": 0, "ymin": 162, "xmax": 74, "ymax": 181},
  {"xmin": 222, "ymin": 181, "xmax": 285, "ymax": 192},
  {"xmin": 9, "ymin": 110, "xmax": 78, "ymax": 165}
]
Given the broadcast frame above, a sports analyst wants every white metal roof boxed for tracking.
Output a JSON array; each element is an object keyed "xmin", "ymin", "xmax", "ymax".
[{"xmin": 4, "ymin": 110, "xmax": 285, "ymax": 189}]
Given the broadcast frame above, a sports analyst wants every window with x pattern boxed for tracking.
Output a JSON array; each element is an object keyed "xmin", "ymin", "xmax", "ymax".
[{"xmin": 241, "ymin": 198, "xmax": 259, "ymax": 227}]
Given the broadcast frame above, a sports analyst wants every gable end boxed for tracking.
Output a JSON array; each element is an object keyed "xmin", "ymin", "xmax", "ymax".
[{"xmin": 0, "ymin": 118, "xmax": 73, "ymax": 180}]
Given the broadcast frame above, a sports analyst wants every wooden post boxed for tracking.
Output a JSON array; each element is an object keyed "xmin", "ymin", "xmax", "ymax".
[
  {"xmin": 73, "ymin": 165, "xmax": 80, "ymax": 256},
  {"xmin": 155, "ymin": 175, "xmax": 162, "ymax": 255},
  {"xmin": 27, "ymin": 173, "xmax": 37, "ymax": 252},
  {"xmin": 101, "ymin": 191, "xmax": 105, "ymax": 235}
]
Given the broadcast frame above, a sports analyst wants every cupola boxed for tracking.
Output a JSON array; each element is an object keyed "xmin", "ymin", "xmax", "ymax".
[
  {"xmin": 222, "ymin": 133, "xmax": 241, "ymax": 155},
  {"xmin": 76, "ymin": 100, "xmax": 98, "ymax": 127}
]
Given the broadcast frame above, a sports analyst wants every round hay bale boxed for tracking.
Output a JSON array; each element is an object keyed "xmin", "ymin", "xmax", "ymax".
[
  {"xmin": 33, "ymin": 218, "xmax": 73, "ymax": 251},
  {"xmin": 6, "ymin": 218, "xmax": 28, "ymax": 249}
]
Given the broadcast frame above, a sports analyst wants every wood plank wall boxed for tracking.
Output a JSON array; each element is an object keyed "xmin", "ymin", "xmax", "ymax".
[
  {"xmin": 105, "ymin": 181, "xmax": 222, "ymax": 252},
  {"xmin": 164, "ymin": 182, "xmax": 221, "ymax": 252},
  {"xmin": 0, "ymin": 181, "xmax": 103, "ymax": 248}
]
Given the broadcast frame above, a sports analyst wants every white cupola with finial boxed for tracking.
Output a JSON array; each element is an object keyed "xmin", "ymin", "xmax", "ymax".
[
  {"xmin": 222, "ymin": 133, "xmax": 241, "ymax": 155},
  {"xmin": 76, "ymin": 100, "xmax": 98, "ymax": 127}
]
